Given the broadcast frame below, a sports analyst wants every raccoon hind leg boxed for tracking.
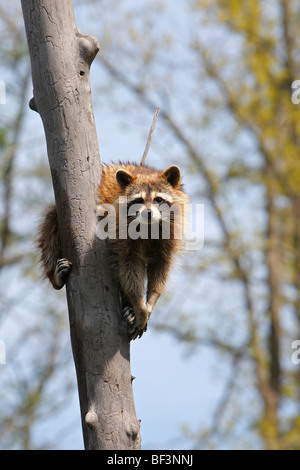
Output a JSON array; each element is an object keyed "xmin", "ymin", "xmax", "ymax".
[{"xmin": 146, "ymin": 247, "xmax": 173, "ymax": 317}]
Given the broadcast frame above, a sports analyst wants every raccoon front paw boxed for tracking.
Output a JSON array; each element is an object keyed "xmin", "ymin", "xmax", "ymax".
[
  {"xmin": 123, "ymin": 307, "xmax": 148, "ymax": 341},
  {"xmin": 53, "ymin": 258, "xmax": 72, "ymax": 289}
]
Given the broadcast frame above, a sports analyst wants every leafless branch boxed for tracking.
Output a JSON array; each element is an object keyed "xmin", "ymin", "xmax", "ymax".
[{"xmin": 140, "ymin": 107, "xmax": 160, "ymax": 166}]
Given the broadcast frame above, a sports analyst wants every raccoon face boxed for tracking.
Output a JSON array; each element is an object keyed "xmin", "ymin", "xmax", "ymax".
[
  {"xmin": 115, "ymin": 165, "xmax": 181, "ymax": 226},
  {"xmin": 126, "ymin": 191, "xmax": 174, "ymax": 225}
]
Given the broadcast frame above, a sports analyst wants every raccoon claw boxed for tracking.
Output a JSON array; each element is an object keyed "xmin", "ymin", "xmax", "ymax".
[
  {"xmin": 54, "ymin": 258, "xmax": 72, "ymax": 289},
  {"xmin": 129, "ymin": 324, "xmax": 147, "ymax": 341},
  {"xmin": 123, "ymin": 307, "xmax": 147, "ymax": 340},
  {"xmin": 123, "ymin": 307, "xmax": 135, "ymax": 325},
  {"xmin": 123, "ymin": 307, "xmax": 137, "ymax": 339}
]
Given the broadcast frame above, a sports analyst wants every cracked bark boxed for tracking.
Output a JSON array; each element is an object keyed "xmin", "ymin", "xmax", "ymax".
[{"xmin": 21, "ymin": 0, "xmax": 141, "ymax": 450}]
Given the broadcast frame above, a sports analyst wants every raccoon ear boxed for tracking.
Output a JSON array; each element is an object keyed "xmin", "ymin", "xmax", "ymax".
[
  {"xmin": 115, "ymin": 169, "xmax": 134, "ymax": 188},
  {"xmin": 161, "ymin": 165, "xmax": 181, "ymax": 187}
]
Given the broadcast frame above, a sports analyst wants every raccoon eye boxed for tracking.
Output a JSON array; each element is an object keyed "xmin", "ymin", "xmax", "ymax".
[
  {"xmin": 132, "ymin": 197, "xmax": 144, "ymax": 205},
  {"xmin": 155, "ymin": 197, "xmax": 164, "ymax": 204}
]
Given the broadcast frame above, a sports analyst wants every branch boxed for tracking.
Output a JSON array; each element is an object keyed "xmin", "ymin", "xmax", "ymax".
[
  {"xmin": 197, "ymin": 49, "xmax": 296, "ymax": 198},
  {"xmin": 0, "ymin": 70, "xmax": 30, "ymax": 267},
  {"xmin": 140, "ymin": 107, "xmax": 160, "ymax": 166},
  {"xmin": 280, "ymin": 0, "xmax": 295, "ymax": 78},
  {"xmin": 194, "ymin": 353, "xmax": 242, "ymax": 449}
]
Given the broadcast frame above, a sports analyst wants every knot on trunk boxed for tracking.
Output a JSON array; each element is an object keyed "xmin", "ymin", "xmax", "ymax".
[
  {"xmin": 76, "ymin": 30, "xmax": 100, "ymax": 67},
  {"xmin": 85, "ymin": 409, "xmax": 98, "ymax": 428}
]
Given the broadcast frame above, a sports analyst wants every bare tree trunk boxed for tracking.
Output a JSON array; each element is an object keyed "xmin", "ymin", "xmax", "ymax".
[{"xmin": 21, "ymin": 0, "xmax": 141, "ymax": 450}]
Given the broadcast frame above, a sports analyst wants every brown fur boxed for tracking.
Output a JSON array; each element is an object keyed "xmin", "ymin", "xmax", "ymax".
[
  {"xmin": 36, "ymin": 162, "xmax": 189, "ymax": 339},
  {"xmin": 36, "ymin": 203, "xmax": 62, "ymax": 288}
]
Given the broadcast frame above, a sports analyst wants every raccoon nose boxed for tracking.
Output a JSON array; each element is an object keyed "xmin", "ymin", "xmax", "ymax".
[{"xmin": 142, "ymin": 208, "xmax": 153, "ymax": 221}]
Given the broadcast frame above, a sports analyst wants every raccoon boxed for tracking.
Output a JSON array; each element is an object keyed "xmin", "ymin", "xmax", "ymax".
[{"xmin": 37, "ymin": 162, "xmax": 189, "ymax": 340}]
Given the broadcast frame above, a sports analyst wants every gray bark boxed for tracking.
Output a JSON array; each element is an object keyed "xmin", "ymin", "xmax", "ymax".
[{"xmin": 21, "ymin": 0, "xmax": 141, "ymax": 450}]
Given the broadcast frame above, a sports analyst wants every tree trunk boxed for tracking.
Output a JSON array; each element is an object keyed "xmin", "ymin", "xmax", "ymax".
[{"xmin": 21, "ymin": 0, "xmax": 141, "ymax": 450}]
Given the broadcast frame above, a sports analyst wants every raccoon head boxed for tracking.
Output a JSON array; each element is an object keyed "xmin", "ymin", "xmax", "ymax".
[{"xmin": 115, "ymin": 166, "xmax": 181, "ymax": 226}]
